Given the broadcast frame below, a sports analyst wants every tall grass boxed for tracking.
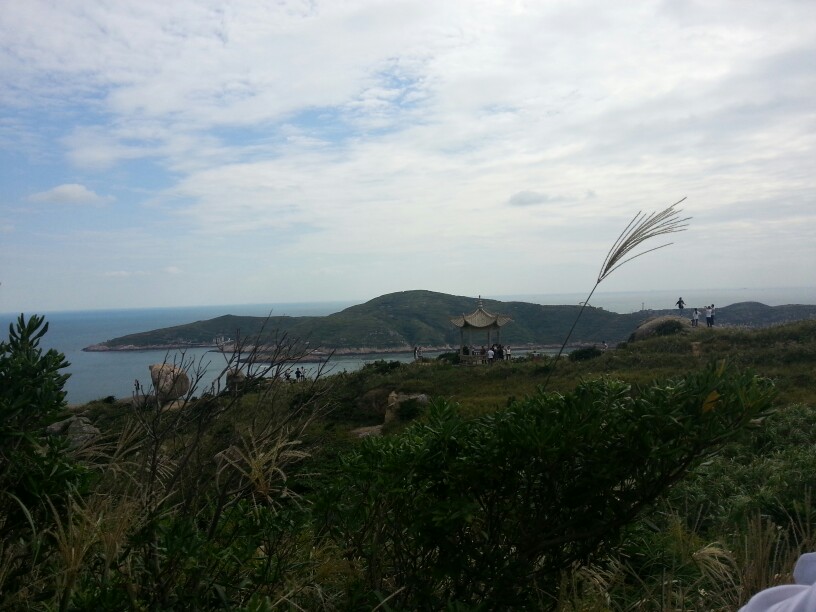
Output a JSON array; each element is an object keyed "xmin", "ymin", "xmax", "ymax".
[{"xmin": 545, "ymin": 199, "xmax": 689, "ymax": 388}]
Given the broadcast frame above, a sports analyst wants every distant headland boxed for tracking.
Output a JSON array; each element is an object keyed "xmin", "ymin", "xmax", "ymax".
[{"xmin": 83, "ymin": 290, "xmax": 816, "ymax": 353}]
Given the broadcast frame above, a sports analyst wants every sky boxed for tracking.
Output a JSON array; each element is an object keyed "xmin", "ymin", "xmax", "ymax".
[{"xmin": 1, "ymin": 0, "xmax": 814, "ymax": 312}]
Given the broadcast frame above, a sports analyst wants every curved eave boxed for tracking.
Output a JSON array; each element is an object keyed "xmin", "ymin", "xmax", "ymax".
[{"xmin": 450, "ymin": 310, "xmax": 513, "ymax": 329}]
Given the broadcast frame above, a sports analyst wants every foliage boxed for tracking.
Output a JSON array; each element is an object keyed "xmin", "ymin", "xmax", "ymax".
[
  {"xmin": 0, "ymin": 315, "xmax": 86, "ymax": 512},
  {"xmin": 653, "ymin": 318, "xmax": 686, "ymax": 336},
  {"xmin": 0, "ymin": 315, "xmax": 89, "ymax": 603},
  {"xmin": 0, "ymin": 315, "xmax": 335, "ymax": 610},
  {"xmin": 436, "ymin": 351, "xmax": 461, "ymax": 364},
  {"xmin": 319, "ymin": 362, "xmax": 775, "ymax": 609},
  {"xmin": 396, "ymin": 398, "xmax": 423, "ymax": 421},
  {"xmin": 567, "ymin": 346, "xmax": 603, "ymax": 362},
  {"xmin": 361, "ymin": 359, "xmax": 404, "ymax": 375},
  {"xmin": 5, "ymin": 315, "xmax": 816, "ymax": 609}
]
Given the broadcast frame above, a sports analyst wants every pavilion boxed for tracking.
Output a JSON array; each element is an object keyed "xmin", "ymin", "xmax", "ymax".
[{"xmin": 450, "ymin": 297, "xmax": 513, "ymax": 363}]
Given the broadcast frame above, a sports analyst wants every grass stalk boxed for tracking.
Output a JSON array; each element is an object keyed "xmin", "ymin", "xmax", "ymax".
[{"xmin": 543, "ymin": 198, "xmax": 689, "ymax": 388}]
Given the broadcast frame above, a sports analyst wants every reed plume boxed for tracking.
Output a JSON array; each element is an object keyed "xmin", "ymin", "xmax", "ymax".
[{"xmin": 545, "ymin": 198, "xmax": 690, "ymax": 383}]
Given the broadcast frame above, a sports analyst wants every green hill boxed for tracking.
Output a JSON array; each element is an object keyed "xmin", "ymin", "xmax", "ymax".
[{"xmin": 84, "ymin": 290, "xmax": 816, "ymax": 352}]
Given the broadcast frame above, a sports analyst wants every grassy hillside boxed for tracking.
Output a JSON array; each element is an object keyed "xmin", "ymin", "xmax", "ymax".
[
  {"xmin": 87, "ymin": 289, "xmax": 816, "ymax": 351},
  {"xmin": 74, "ymin": 320, "xmax": 816, "ymax": 609},
  {"xmin": 8, "ymin": 315, "xmax": 816, "ymax": 609}
]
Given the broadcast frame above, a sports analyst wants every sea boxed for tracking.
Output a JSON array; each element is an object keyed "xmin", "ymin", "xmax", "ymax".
[{"xmin": 3, "ymin": 287, "xmax": 814, "ymax": 405}]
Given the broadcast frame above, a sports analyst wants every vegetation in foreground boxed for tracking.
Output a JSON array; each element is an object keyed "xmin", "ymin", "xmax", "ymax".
[{"xmin": 3, "ymin": 315, "xmax": 816, "ymax": 610}]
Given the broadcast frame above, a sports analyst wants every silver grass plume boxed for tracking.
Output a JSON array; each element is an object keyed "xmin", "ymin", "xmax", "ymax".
[
  {"xmin": 597, "ymin": 198, "xmax": 690, "ymax": 283},
  {"xmin": 544, "ymin": 198, "xmax": 690, "ymax": 386}
]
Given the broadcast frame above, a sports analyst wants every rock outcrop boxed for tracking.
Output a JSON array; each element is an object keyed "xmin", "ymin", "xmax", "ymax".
[
  {"xmin": 385, "ymin": 392, "xmax": 430, "ymax": 424},
  {"xmin": 149, "ymin": 363, "xmax": 191, "ymax": 403},
  {"xmin": 45, "ymin": 416, "xmax": 100, "ymax": 448},
  {"xmin": 226, "ymin": 368, "xmax": 246, "ymax": 391},
  {"xmin": 628, "ymin": 316, "xmax": 691, "ymax": 342}
]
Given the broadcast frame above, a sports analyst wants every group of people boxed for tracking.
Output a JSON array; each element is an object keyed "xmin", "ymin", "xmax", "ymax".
[
  {"xmin": 676, "ymin": 298, "xmax": 717, "ymax": 328},
  {"xmin": 461, "ymin": 343, "xmax": 511, "ymax": 363},
  {"xmin": 284, "ymin": 367, "xmax": 307, "ymax": 383}
]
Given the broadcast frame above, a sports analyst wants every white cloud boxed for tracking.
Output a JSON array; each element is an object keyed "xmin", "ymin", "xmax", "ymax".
[
  {"xmin": 1, "ymin": 0, "xmax": 815, "ymax": 310},
  {"xmin": 27, "ymin": 184, "xmax": 114, "ymax": 206}
]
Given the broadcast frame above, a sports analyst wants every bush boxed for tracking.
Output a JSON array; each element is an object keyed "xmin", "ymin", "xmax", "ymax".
[
  {"xmin": 397, "ymin": 398, "xmax": 423, "ymax": 421},
  {"xmin": 0, "ymin": 315, "xmax": 88, "ymax": 603},
  {"xmin": 362, "ymin": 359, "xmax": 403, "ymax": 375},
  {"xmin": 0, "ymin": 315, "xmax": 85, "ymax": 513},
  {"xmin": 568, "ymin": 346, "xmax": 603, "ymax": 362},
  {"xmin": 436, "ymin": 352, "xmax": 460, "ymax": 364},
  {"xmin": 654, "ymin": 319, "xmax": 686, "ymax": 337},
  {"xmin": 320, "ymin": 362, "xmax": 775, "ymax": 609}
]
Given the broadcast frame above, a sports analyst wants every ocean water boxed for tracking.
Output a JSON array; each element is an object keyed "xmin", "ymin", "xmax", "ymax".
[
  {"xmin": 1, "ymin": 302, "xmax": 361, "ymax": 405},
  {"xmin": 2, "ymin": 287, "xmax": 814, "ymax": 405}
]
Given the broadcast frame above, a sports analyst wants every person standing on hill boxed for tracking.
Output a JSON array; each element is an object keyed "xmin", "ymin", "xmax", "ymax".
[
  {"xmin": 692, "ymin": 308, "xmax": 699, "ymax": 327},
  {"xmin": 705, "ymin": 305, "xmax": 713, "ymax": 328},
  {"xmin": 676, "ymin": 297, "xmax": 685, "ymax": 311},
  {"xmin": 710, "ymin": 304, "xmax": 716, "ymax": 326}
]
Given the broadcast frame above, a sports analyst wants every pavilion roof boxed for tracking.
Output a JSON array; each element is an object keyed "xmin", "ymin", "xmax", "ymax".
[{"xmin": 450, "ymin": 300, "xmax": 513, "ymax": 329}]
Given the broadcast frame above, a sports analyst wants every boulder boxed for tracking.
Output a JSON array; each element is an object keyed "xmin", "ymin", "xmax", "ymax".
[
  {"xmin": 385, "ymin": 392, "xmax": 430, "ymax": 424},
  {"xmin": 162, "ymin": 399, "xmax": 188, "ymax": 411},
  {"xmin": 46, "ymin": 416, "xmax": 100, "ymax": 448},
  {"xmin": 149, "ymin": 363, "xmax": 191, "ymax": 402},
  {"xmin": 226, "ymin": 368, "xmax": 246, "ymax": 390},
  {"xmin": 629, "ymin": 316, "xmax": 691, "ymax": 342}
]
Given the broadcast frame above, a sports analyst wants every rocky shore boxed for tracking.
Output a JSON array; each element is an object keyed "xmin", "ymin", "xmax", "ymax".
[
  {"xmin": 83, "ymin": 343, "xmax": 216, "ymax": 352},
  {"xmin": 83, "ymin": 342, "xmax": 563, "ymax": 359}
]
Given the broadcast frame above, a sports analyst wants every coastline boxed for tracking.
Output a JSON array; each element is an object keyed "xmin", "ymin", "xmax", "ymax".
[{"xmin": 83, "ymin": 342, "xmax": 566, "ymax": 358}]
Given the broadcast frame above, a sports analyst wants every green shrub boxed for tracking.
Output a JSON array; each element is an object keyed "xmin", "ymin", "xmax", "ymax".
[
  {"xmin": 319, "ymin": 362, "xmax": 775, "ymax": 609},
  {"xmin": 436, "ymin": 351, "xmax": 460, "ymax": 364},
  {"xmin": 0, "ymin": 315, "xmax": 88, "ymax": 604},
  {"xmin": 397, "ymin": 398, "xmax": 423, "ymax": 421},
  {"xmin": 362, "ymin": 359, "xmax": 403, "ymax": 375},
  {"xmin": 568, "ymin": 346, "xmax": 603, "ymax": 361},
  {"xmin": 654, "ymin": 319, "xmax": 686, "ymax": 336},
  {"xmin": 0, "ymin": 315, "xmax": 85, "ymax": 515}
]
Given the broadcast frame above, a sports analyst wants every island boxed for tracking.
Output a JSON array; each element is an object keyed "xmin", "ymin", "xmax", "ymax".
[{"xmin": 84, "ymin": 290, "xmax": 816, "ymax": 354}]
